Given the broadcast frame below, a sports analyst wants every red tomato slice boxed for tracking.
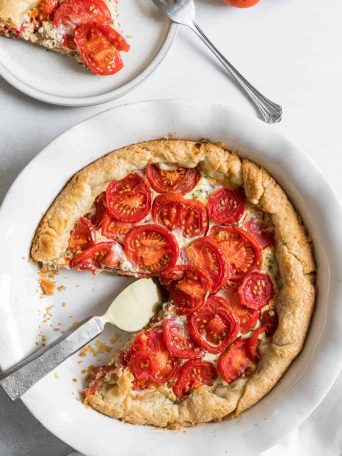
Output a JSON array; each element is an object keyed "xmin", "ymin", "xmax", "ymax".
[
  {"xmin": 75, "ymin": 24, "xmax": 128, "ymax": 76},
  {"xmin": 246, "ymin": 326, "xmax": 266, "ymax": 361},
  {"xmin": 208, "ymin": 188, "xmax": 246, "ymax": 224},
  {"xmin": 163, "ymin": 319, "xmax": 203, "ymax": 359},
  {"xmin": 185, "ymin": 237, "xmax": 229, "ymax": 292},
  {"xmin": 146, "ymin": 164, "xmax": 200, "ymax": 194},
  {"xmin": 222, "ymin": 290, "xmax": 259, "ymax": 333},
  {"xmin": 68, "ymin": 217, "xmax": 95, "ymax": 253},
  {"xmin": 40, "ymin": 0, "xmax": 59, "ymax": 17},
  {"xmin": 173, "ymin": 359, "xmax": 217, "ymax": 398},
  {"xmin": 238, "ymin": 272, "xmax": 274, "ymax": 310},
  {"xmin": 53, "ymin": 0, "xmax": 112, "ymax": 35},
  {"xmin": 160, "ymin": 265, "xmax": 211, "ymax": 315},
  {"xmin": 152, "ymin": 194, "xmax": 208, "ymax": 238},
  {"xmin": 126, "ymin": 328, "xmax": 179, "ymax": 386},
  {"xmin": 261, "ymin": 309, "xmax": 278, "ymax": 336},
  {"xmin": 86, "ymin": 192, "xmax": 106, "ymax": 229},
  {"xmin": 128, "ymin": 351, "xmax": 155, "ymax": 383},
  {"xmin": 209, "ymin": 226, "xmax": 262, "ymax": 282},
  {"xmin": 188, "ymin": 296, "xmax": 238, "ymax": 354},
  {"xmin": 70, "ymin": 241, "xmax": 122, "ymax": 272},
  {"xmin": 101, "ymin": 212, "xmax": 132, "ymax": 244},
  {"xmin": 124, "ymin": 224, "xmax": 179, "ymax": 274},
  {"xmin": 243, "ymin": 212, "xmax": 275, "ymax": 249},
  {"xmin": 217, "ymin": 338, "xmax": 253, "ymax": 383},
  {"xmin": 224, "ymin": 0, "xmax": 260, "ymax": 7},
  {"xmin": 106, "ymin": 173, "xmax": 151, "ymax": 223}
]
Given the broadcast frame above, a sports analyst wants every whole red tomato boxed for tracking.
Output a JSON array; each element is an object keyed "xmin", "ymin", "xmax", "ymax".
[{"xmin": 224, "ymin": 0, "xmax": 260, "ymax": 7}]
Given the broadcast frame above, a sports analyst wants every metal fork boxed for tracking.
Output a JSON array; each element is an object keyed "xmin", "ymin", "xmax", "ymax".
[{"xmin": 151, "ymin": 0, "xmax": 282, "ymax": 123}]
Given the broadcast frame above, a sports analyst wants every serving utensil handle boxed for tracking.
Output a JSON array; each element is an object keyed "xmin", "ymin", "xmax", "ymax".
[
  {"xmin": 189, "ymin": 21, "xmax": 282, "ymax": 124},
  {"xmin": 0, "ymin": 316, "xmax": 105, "ymax": 400}
]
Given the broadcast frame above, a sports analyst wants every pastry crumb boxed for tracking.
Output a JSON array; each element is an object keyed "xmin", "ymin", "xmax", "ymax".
[
  {"xmin": 38, "ymin": 270, "xmax": 57, "ymax": 296},
  {"xmin": 57, "ymin": 285, "xmax": 66, "ymax": 292},
  {"xmin": 36, "ymin": 331, "xmax": 47, "ymax": 347},
  {"xmin": 109, "ymin": 334, "xmax": 121, "ymax": 345},
  {"xmin": 39, "ymin": 277, "xmax": 56, "ymax": 296},
  {"xmin": 79, "ymin": 341, "xmax": 112, "ymax": 358},
  {"xmin": 72, "ymin": 377, "xmax": 78, "ymax": 383},
  {"xmin": 54, "ymin": 372, "xmax": 60, "ymax": 379},
  {"xmin": 61, "ymin": 302, "xmax": 67, "ymax": 308},
  {"xmin": 94, "ymin": 340, "xmax": 112, "ymax": 355},
  {"xmin": 42, "ymin": 305, "xmax": 54, "ymax": 324}
]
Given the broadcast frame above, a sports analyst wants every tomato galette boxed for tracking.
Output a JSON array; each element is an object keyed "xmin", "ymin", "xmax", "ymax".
[
  {"xmin": 31, "ymin": 140, "xmax": 316, "ymax": 428},
  {"xmin": 0, "ymin": 0, "xmax": 129, "ymax": 75}
]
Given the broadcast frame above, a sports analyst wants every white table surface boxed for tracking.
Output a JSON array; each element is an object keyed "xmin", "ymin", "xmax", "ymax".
[{"xmin": 1, "ymin": 0, "xmax": 342, "ymax": 455}]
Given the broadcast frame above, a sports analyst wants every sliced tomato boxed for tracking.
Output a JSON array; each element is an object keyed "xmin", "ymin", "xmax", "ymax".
[
  {"xmin": 173, "ymin": 359, "xmax": 217, "ymax": 398},
  {"xmin": 224, "ymin": 0, "xmax": 260, "ymax": 7},
  {"xmin": 86, "ymin": 192, "xmax": 106, "ymax": 229},
  {"xmin": 152, "ymin": 193, "xmax": 208, "ymax": 238},
  {"xmin": 163, "ymin": 319, "xmax": 203, "ymax": 359},
  {"xmin": 160, "ymin": 265, "xmax": 211, "ymax": 315},
  {"xmin": 209, "ymin": 226, "xmax": 262, "ymax": 282},
  {"xmin": 68, "ymin": 217, "xmax": 95, "ymax": 253},
  {"xmin": 261, "ymin": 309, "xmax": 278, "ymax": 336},
  {"xmin": 75, "ymin": 24, "xmax": 129, "ymax": 76},
  {"xmin": 207, "ymin": 188, "xmax": 246, "ymax": 224},
  {"xmin": 222, "ymin": 290, "xmax": 259, "ymax": 333},
  {"xmin": 70, "ymin": 241, "xmax": 122, "ymax": 272},
  {"xmin": 238, "ymin": 272, "xmax": 274, "ymax": 310},
  {"xmin": 129, "ymin": 351, "xmax": 155, "ymax": 383},
  {"xmin": 188, "ymin": 296, "xmax": 238, "ymax": 354},
  {"xmin": 124, "ymin": 224, "xmax": 179, "ymax": 274},
  {"xmin": 246, "ymin": 326, "xmax": 266, "ymax": 361},
  {"xmin": 146, "ymin": 164, "xmax": 200, "ymax": 194},
  {"xmin": 246, "ymin": 311, "xmax": 279, "ymax": 361},
  {"xmin": 40, "ymin": 0, "xmax": 59, "ymax": 17},
  {"xmin": 106, "ymin": 173, "xmax": 151, "ymax": 223},
  {"xmin": 101, "ymin": 212, "xmax": 132, "ymax": 244},
  {"xmin": 126, "ymin": 328, "xmax": 179, "ymax": 386},
  {"xmin": 217, "ymin": 338, "xmax": 253, "ymax": 383},
  {"xmin": 185, "ymin": 237, "xmax": 229, "ymax": 292},
  {"xmin": 243, "ymin": 212, "xmax": 275, "ymax": 249},
  {"xmin": 53, "ymin": 0, "xmax": 112, "ymax": 35}
]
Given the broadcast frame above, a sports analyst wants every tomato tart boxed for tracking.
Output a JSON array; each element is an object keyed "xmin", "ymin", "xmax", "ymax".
[
  {"xmin": 31, "ymin": 140, "xmax": 316, "ymax": 428},
  {"xmin": 0, "ymin": 0, "xmax": 129, "ymax": 75}
]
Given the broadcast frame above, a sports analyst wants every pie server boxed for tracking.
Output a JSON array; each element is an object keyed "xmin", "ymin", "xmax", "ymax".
[{"xmin": 0, "ymin": 278, "xmax": 162, "ymax": 400}]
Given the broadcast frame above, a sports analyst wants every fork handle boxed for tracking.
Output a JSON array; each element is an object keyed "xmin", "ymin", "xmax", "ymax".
[
  {"xmin": 190, "ymin": 22, "xmax": 282, "ymax": 123},
  {"xmin": 0, "ymin": 316, "xmax": 105, "ymax": 400}
]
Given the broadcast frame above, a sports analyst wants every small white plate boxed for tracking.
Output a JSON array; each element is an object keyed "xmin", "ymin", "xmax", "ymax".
[
  {"xmin": 0, "ymin": 1, "xmax": 177, "ymax": 106},
  {"xmin": 0, "ymin": 100, "xmax": 342, "ymax": 456}
]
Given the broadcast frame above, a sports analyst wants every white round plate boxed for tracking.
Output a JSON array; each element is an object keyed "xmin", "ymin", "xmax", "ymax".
[
  {"xmin": 0, "ymin": 1, "xmax": 177, "ymax": 106},
  {"xmin": 0, "ymin": 100, "xmax": 342, "ymax": 456}
]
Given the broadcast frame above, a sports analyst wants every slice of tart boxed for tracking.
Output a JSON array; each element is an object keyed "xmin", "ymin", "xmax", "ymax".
[
  {"xmin": 31, "ymin": 139, "xmax": 316, "ymax": 428},
  {"xmin": 0, "ymin": 0, "xmax": 130, "ymax": 75}
]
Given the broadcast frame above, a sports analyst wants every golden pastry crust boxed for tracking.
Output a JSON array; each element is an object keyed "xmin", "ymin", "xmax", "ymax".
[
  {"xmin": 0, "ymin": 0, "xmax": 41, "ymax": 27},
  {"xmin": 30, "ymin": 139, "xmax": 316, "ymax": 427}
]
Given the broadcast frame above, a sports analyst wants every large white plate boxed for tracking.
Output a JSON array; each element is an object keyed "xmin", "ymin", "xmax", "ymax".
[
  {"xmin": 0, "ymin": 100, "xmax": 342, "ymax": 456},
  {"xmin": 0, "ymin": 1, "xmax": 177, "ymax": 106}
]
